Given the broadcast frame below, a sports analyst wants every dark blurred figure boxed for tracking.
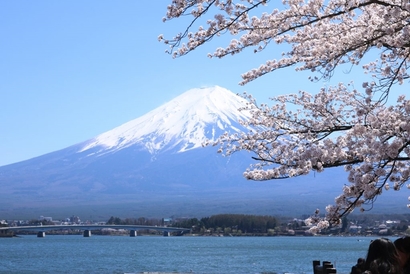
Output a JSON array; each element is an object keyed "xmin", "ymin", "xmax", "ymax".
[
  {"xmin": 351, "ymin": 257, "xmax": 366, "ymax": 274},
  {"xmin": 394, "ymin": 236, "xmax": 410, "ymax": 274},
  {"xmin": 351, "ymin": 238, "xmax": 401, "ymax": 274},
  {"xmin": 365, "ymin": 238, "xmax": 401, "ymax": 274}
]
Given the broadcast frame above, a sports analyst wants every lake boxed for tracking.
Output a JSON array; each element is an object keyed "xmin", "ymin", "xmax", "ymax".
[{"xmin": 0, "ymin": 235, "xmax": 380, "ymax": 274}]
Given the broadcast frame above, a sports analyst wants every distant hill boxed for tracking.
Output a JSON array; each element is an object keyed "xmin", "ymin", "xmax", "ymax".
[{"xmin": 0, "ymin": 86, "xmax": 408, "ymax": 220}]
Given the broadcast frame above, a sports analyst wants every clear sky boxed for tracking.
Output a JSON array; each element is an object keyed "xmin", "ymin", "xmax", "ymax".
[{"xmin": 0, "ymin": 1, "xmax": 393, "ymax": 166}]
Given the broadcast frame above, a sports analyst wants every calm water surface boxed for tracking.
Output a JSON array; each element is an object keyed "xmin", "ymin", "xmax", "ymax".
[{"xmin": 0, "ymin": 235, "xmax": 381, "ymax": 274}]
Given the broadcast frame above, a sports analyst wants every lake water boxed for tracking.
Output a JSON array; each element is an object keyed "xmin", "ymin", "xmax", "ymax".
[{"xmin": 0, "ymin": 235, "xmax": 381, "ymax": 274}]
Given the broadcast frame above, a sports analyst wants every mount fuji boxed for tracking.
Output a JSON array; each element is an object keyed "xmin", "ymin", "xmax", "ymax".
[{"xmin": 0, "ymin": 86, "xmax": 407, "ymax": 220}]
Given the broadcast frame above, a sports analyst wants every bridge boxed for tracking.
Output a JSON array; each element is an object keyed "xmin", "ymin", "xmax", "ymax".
[{"xmin": 0, "ymin": 224, "xmax": 191, "ymax": 237}]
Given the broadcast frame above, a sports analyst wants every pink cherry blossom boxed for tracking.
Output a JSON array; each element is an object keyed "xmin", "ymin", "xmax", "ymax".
[{"xmin": 161, "ymin": 0, "xmax": 410, "ymax": 229}]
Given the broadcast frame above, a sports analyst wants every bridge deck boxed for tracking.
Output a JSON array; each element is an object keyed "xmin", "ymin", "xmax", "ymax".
[{"xmin": 0, "ymin": 225, "xmax": 190, "ymax": 233}]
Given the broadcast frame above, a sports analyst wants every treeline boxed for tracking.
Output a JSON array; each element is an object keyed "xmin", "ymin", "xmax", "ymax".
[
  {"xmin": 171, "ymin": 214, "xmax": 278, "ymax": 235},
  {"xmin": 105, "ymin": 214, "xmax": 278, "ymax": 235},
  {"xmin": 106, "ymin": 216, "xmax": 163, "ymax": 226}
]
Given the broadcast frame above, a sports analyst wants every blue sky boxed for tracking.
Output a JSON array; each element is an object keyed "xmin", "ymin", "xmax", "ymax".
[{"xmin": 0, "ymin": 1, "xmax": 392, "ymax": 166}]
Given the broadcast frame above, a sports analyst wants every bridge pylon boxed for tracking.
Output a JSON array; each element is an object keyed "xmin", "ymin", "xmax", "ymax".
[{"xmin": 83, "ymin": 230, "xmax": 91, "ymax": 237}]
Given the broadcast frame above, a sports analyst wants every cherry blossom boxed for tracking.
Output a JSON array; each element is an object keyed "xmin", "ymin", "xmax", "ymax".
[
  {"xmin": 161, "ymin": 0, "xmax": 410, "ymax": 228},
  {"xmin": 212, "ymin": 86, "xmax": 410, "ymax": 224}
]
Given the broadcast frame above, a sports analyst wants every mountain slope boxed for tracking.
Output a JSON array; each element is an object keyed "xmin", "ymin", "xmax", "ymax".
[
  {"xmin": 79, "ymin": 86, "xmax": 250, "ymax": 155},
  {"xmin": 0, "ymin": 86, "xmax": 408, "ymax": 220}
]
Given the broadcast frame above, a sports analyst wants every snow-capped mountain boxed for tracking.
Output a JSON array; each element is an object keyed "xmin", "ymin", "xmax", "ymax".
[
  {"xmin": 0, "ymin": 86, "xmax": 406, "ymax": 220},
  {"xmin": 79, "ymin": 86, "xmax": 250, "ymax": 156}
]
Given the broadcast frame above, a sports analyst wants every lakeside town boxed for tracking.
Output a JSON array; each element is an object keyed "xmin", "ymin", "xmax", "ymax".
[{"xmin": 2, "ymin": 213, "xmax": 410, "ymax": 237}]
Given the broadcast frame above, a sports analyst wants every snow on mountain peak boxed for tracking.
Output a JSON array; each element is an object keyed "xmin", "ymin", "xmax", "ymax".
[{"xmin": 79, "ymin": 86, "xmax": 250, "ymax": 155}]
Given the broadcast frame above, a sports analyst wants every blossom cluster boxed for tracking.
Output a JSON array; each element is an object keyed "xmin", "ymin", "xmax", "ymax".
[
  {"xmin": 212, "ymin": 85, "xmax": 410, "ymax": 225},
  {"xmin": 161, "ymin": 0, "xmax": 410, "ymax": 88},
  {"xmin": 161, "ymin": 0, "xmax": 410, "ymax": 226}
]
